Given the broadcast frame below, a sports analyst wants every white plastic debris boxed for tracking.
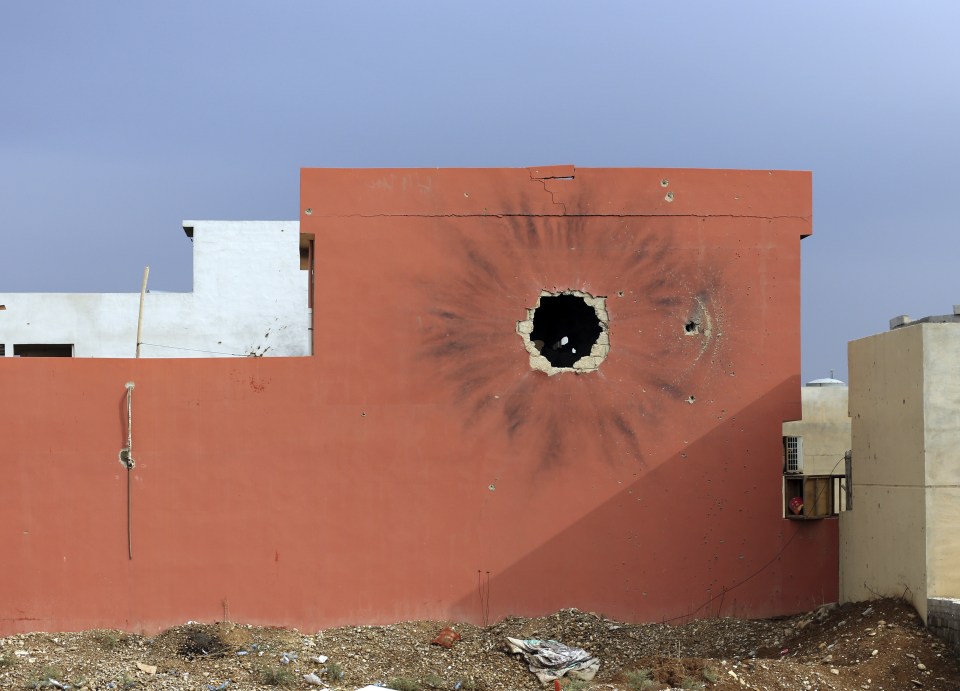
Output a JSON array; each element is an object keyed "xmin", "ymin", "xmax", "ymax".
[
  {"xmin": 303, "ymin": 672, "xmax": 326, "ymax": 686},
  {"xmin": 311, "ymin": 655, "xmax": 329, "ymax": 664},
  {"xmin": 136, "ymin": 662, "xmax": 158, "ymax": 675},
  {"xmin": 504, "ymin": 637, "xmax": 600, "ymax": 683}
]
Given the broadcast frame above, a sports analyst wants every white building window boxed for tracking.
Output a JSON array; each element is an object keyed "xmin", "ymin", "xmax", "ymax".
[{"xmin": 784, "ymin": 436, "xmax": 803, "ymax": 474}]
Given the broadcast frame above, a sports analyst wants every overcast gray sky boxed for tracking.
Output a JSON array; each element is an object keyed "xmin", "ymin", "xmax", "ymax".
[{"xmin": 2, "ymin": 2, "xmax": 957, "ymax": 381}]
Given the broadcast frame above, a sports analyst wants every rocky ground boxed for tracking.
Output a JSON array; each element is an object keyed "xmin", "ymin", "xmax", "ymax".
[{"xmin": 1, "ymin": 599, "xmax": 957, "ymax": 691}]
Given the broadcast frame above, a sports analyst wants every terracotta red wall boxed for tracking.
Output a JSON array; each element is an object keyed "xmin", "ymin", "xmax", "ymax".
[{"xmin": 0, "ymin": 167, "xmax": 837, "ymax": 636}]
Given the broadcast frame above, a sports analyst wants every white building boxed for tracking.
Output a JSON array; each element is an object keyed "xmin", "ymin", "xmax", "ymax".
[{"xmin": 0, "ymin": 221, "xmax": 312, "ymax": 358}]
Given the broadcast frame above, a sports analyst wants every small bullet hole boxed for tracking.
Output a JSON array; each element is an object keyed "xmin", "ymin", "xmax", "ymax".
[
  {"xmin": 360, "ymin": 411, "xmax": 366, "ymax": 417},
  {"xmin": 488, "ymin": 484, "xmax": 496, "ymax": 491},
  {"xmin": 687, "ymin": 395, "xmax": 696, "ymax": 404},
  {"xmin": 660, "ymin": 178, "xmax": 669, "ymax": 187},
  {"xmin": 684, "ymin": 320, "xmax": 700, "ymax": 335},
  {"xmin": 304, "ymin": 208, "xmax": 313, "ymax": 215},
  {"xmin": 664, "ymin": 192, "xmax": 675, "ymax": 202},
  {"xmin": 617, "ymin": 290, "xmax": 625, "ymax": 297}
]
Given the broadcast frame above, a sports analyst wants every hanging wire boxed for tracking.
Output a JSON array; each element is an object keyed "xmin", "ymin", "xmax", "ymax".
[{"xmin": 138, "ymin": 342, "xmax": 250, "ymax": 357}]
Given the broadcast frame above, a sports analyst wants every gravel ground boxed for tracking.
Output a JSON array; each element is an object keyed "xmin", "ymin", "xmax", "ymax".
[{"xmin": 0, "ymin": 598, "xmax": 956, "ymax": 691}]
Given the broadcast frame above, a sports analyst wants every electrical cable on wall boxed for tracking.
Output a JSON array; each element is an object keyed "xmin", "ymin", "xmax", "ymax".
[
  {"xmin": 120, "ymin": 381, "xmax": 136, "ymax": 560},
  {"xmin": 122, "ymin": 266, "xmax": 148, "ymax": 559},
  {"xmin": 138, "ymin": 342, "xmax": 249, "ymax": 357}
]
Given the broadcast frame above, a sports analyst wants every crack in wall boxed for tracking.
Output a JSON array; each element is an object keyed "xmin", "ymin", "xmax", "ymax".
[
  {"xmin": 527, "ymin": 169, "xmax": 571, "ymax": 215},
  {"xmin": 305, "ymin": 212, "xmax": 811, "ymax": 221}
]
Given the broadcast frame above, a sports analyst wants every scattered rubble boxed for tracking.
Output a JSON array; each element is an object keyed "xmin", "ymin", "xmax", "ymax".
[{"xmin": 0, "ymin": 599, "xmax": 956, "ymax": 690}]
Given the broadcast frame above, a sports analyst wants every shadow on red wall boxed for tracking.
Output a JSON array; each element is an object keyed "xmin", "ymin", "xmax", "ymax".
[{"xmin": 450, "ymin": 376, "xmax": 838, "ymax": 625}]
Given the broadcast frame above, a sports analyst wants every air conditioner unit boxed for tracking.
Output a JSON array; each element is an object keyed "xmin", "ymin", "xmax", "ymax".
[{"xmin": 784, "ymin": 436, "xmax": 803, "ymax": 474}]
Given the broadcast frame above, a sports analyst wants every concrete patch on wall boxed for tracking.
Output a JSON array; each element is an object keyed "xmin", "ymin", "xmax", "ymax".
[{"xmin": 516, "ymin": 290, "xmax": 609, "ymax": 375}]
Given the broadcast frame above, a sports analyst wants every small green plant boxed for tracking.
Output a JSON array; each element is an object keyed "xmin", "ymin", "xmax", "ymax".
[
  {"xmin": 41, "ymin": 666, "xmax": 65, "ymax": 680},
  {"xmin": 702, "ymin": 665, "xmax": 719, "ymax": 683},
  {"xmin": 625, "ymin": 668, "xmax": 655, "ymax": 691},
  {"xmin": 389, "ymin": 677, "xmax": 421, "ymax": 691},
  {"xmin": 562, "ymin": 677, "xmax": 592, "ymax": 691},
  {"xmin": 325, "ymin": 661, "xmax": 344, "ymax": 680},
  {"xmin": 25, "ymin": 667, "xmax": 67, "ymax": 689},
  {"xmin": 422, "ymin": 673, "xmax": 444, "ymax": 688},
  {"xmin": 260, "ymin": 665, "xmax": 295, "ymax": 687},
  {"xmin": 93, "ymin": 630, "xmax": 124, "ymax": 650},
  {"xmin": 681, "ymin": 678, "xmax": 705, "ymax": 691},
  {"xmin": 455, "ymin": 677, "xmax": 478, "ymax": 691},
  {"xmin": 0, "ymin": 655, "xmax": 13, "ymax": 668}
]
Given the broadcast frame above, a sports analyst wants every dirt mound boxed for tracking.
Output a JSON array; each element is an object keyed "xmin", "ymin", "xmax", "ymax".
[{"xmin": 0, "ymin": 599, "xmax": 956, "ymax": 690}]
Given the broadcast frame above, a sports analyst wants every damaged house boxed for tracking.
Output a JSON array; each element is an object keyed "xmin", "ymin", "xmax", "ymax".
[{"xmin": 0, "ymin": 166, "xmax": 835, "ymax": 635}]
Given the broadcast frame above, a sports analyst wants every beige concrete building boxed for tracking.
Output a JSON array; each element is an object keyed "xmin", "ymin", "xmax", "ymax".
[
  {"xmin": 840, "ymin": 317, "xmax": 960, "ymax": 625},
  {"xmin": 782, "ymin": 379, "xmax": 850, "ymax": 518}
]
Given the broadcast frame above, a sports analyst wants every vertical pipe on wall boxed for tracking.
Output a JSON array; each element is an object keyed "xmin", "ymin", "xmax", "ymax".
[
  {"xmin": 129, "ymin": 265, "xmax": 148, "ymax": 557},
  {"xmin": 135, "ymin": 266, "xmax": 149, "ymax": 358},
  {"xmin": 123, "ymin": 382, "xmax": 136, "ymax": 559}
]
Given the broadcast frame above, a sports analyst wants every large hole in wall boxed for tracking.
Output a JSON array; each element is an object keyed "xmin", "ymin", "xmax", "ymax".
[
  {"xmin": 517, "ymin": 290, "xmax": 609, "ymax": 375},
  {"xmin": 531, "ymin": 294, "xmax": 602, "ymax": 367}
]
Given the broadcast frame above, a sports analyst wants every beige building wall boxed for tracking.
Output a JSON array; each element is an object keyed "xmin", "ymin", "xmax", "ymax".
[
  {"xmin": 782, "ymin": 384, "xmax": 850, "ymax": 476},
  {"xmin": 841, "ymin": 325, "xmax": 928, "ymax": 619},
  {"xmin": 922, "ymin": 326, "xmax": 960, "ymax": 602}
]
